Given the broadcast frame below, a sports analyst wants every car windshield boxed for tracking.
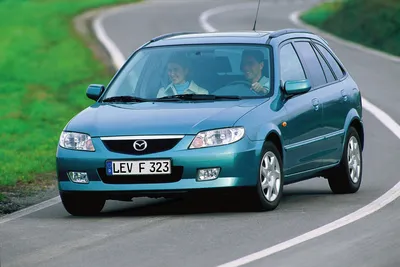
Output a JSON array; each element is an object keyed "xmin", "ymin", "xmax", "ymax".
[{"xmin": 101, "ymin": 44, "xmax": 273, "ymax": 101}]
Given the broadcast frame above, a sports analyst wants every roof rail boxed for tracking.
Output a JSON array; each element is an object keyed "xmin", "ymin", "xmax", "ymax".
[
  {"xmin": 268, "ymin": 28, "xmax": 314, "ymax": 38},
  {"xmin": 150, "ymin": 31, "xmax": 199, "ymax": 42}
]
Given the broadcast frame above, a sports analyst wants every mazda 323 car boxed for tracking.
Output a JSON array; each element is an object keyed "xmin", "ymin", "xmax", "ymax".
[{"xmin": 56, "ymin": 29, "xmax": 364, "ymax": 216}]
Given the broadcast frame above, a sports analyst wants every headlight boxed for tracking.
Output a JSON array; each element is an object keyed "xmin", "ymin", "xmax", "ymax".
[
  {"xmin": 189, "ymin": 127, "xmax": 245, "ymax": 149},
  {"xmin": 59, "ymin": 131, "xmax": 95, "ymax": 151}
]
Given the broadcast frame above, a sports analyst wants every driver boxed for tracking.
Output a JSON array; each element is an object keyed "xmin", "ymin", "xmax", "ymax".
[
  {"xmin": 240, "ymin": 50, "xmax": 270, "ymax": 94},
  {"xmin": 157, "ymin": 54, "xmax": 208, "ymax": 97}
]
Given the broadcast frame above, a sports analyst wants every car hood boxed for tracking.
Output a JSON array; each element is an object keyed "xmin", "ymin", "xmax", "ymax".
[{"xmin": 65, "ymin": 99, "xmax": 266, "ymax": 137}]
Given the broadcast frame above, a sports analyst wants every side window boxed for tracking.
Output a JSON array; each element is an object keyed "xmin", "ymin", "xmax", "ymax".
[
  {"xmin": 279, "ymin": 43, "xmax": 306, "ymax": 85},
  {"xmin": 313, "ymin": 44, "xmax": 335, "ymax": 83},
  {"xmin": 294, "ymin": 41, "xmax": 327, "ymax": 87},
  {"xmin": 315, "ymin": 43, "xmax": 345, "ymax": 79}
]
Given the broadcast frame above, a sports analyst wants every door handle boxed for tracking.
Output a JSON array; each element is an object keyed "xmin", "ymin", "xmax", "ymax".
[
  {"xmin": 341, "ymin": 89, "xmax": 348, "ymax": 101},
  {"xmin": 312, "ymin": 98, "xmax": 319, "ymax": 111}
]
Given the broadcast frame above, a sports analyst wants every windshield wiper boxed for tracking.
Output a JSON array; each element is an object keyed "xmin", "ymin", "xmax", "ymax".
[
  {"xmin": 102, "ymin": 95, "xmax": 148, "ymax": 103},
  {"xmin": 156, "ymin": 94, "xmax": 242, "ymax": 101}
]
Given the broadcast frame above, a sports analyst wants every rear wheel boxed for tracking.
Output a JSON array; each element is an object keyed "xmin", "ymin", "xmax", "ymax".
[
  {"xmin": 326, "ymin": 126, "xmax": 363, "ymax": 194},
  {"xmin": 60, "ymin": 192, "xmax": 106, "ymax": 216},
  {"xmin": 246, "ymin": 141, "xmax": 284, "ymax": 211}
]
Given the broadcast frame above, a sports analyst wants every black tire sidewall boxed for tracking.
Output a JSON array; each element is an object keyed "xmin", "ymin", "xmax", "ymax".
[{"xmin": 60, "ymin": 192, "xmax": 105, "ymax": 216}]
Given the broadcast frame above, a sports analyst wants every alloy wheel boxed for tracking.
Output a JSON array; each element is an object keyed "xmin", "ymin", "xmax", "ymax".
[
  {"xmin": 260, "ymin": 151, "xmax": 281, "ymax": 202},
  {"xmin": 347, "ymin": 136, "xmax": 361, "ymax": 183}
]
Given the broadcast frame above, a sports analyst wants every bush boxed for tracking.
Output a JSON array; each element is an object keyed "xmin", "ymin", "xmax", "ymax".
[{"xmin": 301, "ymin": 0, "xmax": 400, "ymax": 56}]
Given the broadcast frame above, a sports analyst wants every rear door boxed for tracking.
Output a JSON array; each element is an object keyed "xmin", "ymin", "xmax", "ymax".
[
  {"xmin": 313, "ymin": 41, "xmax": 350, "ymax": 164},
  {"xmin": 293, "ymin": 39, "xmax": 347, "ymax": 167},
  {"xmin": 278, "ymin": 41, "xmax": 325, "ymax": 176}
]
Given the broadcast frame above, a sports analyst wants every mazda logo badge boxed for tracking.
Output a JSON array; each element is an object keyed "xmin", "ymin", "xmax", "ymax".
[{"xmin": 133, "ymin": 140, "xmax": 147, "ymax": 151}]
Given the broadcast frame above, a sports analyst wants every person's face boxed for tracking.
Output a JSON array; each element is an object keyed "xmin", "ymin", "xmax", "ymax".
[
  {"xmin": 241, "ymin": 55, "xmax": 264, "ymax": 82},
  {"xmin": 167, "ymin": 62, "xmax": 188, "ymax": 85}
]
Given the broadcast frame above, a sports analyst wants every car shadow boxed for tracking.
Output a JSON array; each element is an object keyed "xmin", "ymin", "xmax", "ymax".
[
  {"xmin": 68, "ymin": 186, "xmax": 336, "ymax": 219},
  {"xmin": 100, "ymin": 196, "xmax": 256, "ymax": 218}
]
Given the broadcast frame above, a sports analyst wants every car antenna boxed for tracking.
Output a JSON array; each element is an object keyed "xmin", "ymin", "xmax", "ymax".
[{"xmin": 252, "ymin": 0, "xmax": 261, "ymax": 31}]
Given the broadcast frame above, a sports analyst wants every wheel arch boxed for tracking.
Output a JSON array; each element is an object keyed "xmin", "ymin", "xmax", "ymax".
[
  {"xmin": 264, "ymin": 130, "xmax": 284, "ymax": 161},
  {"xmin": 349, "ymin": 118, "xmax": 364, "ymax": 150},
  {"xmin": 343, "ymin": 109, "xmax": 364, "ymax": 151}
]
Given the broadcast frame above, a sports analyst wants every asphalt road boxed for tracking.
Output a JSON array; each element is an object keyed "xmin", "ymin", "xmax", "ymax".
[{"xmin": 1, "ymin": 0, "xmax": 400, "ymax": 266}]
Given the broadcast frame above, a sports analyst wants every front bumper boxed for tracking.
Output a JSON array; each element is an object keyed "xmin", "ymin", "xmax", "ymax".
[{"xmin": 56, "ymin": 135, "xmax": 263, "ymax": 195}]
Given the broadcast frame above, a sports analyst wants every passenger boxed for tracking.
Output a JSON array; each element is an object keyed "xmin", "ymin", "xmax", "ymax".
[
  {"xmin": 241, "ymin": 50, "xmax": 270, "ymax": 94},
  {"xmin": 157, "ymin": 55, "xmax": 208, "ymax": 97}
]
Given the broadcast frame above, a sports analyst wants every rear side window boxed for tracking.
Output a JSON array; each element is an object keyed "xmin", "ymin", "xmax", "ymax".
[
  {"xmin": 294, "ymin": 41, "xmax": 327, "ymax": 87},
  {"xmin": 313, "ymin": 45, "xmax": 335, "ymax": 83},
  {"xmin": 315, "ymin": 43, "xmax": 345, "ymax": 79},
  {"xmin": 279, "ymin": 43, "xmax": 306, "ymax": 84}
]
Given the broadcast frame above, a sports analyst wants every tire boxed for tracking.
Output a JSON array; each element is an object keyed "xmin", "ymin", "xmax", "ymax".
[
  {"xmin": 60, "ymin": 192, "xmax": 106, "ymax": 216},
  {"xmin": 327, "ymin": 126, "xmax": 363, "ymax": 194},
  {"xmin": 247, "ymin": 141, "xmax": 284, "ymax": 211}
]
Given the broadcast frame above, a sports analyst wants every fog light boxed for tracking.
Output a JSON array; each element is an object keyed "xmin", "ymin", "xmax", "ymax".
[
  {"xmin": 197, "ymin": 168, "xmax": 220, "ymax": 181},
  {"xmin": 67, "ymin": 172, "xmax": 89, "ymax": 184}
]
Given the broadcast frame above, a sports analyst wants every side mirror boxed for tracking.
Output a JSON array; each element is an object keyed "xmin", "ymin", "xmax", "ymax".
[
  {"xmin": 283, "ymin": 79, "xmax": 311, "ymax": 95},
  {"xmin": 86, "ymin": 84, "xmax": 105, "ymax": 101}
]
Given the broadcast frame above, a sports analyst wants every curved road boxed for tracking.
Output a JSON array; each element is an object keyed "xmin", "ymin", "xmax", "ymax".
[{"xmin": 1, "ymin": 0, "xmax": 400, "ymax": 266}]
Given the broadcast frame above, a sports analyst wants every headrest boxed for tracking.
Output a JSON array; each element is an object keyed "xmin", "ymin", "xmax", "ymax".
[
  {"xmin": 191, "ymin": 56, "xmax": 232, "ymax": 73},
  {"xmin": 214, "ymin": 56, "xmax": 232, "ymax": 73}
]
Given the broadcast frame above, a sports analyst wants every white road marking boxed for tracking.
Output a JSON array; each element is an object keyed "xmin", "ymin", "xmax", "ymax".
[
  {"xmin": 0, "ymin": 196, "xmax": 60, "ymax": 225},
  {"xmin": 199, "ymin": 3, "xmax": 261, "ymax": 32},
  {"xmin": 197, "ymin": 3, "xmax": 400, "ymax": 267},
  {"xmin": 92, "ymin": 5, "xmax": 131, "ymax": 69},
  {"xmin": 217, "ymin": 181, "xmax": 400, "ymax": 267}
]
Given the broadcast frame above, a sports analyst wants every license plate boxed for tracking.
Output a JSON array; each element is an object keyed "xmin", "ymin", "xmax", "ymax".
[{"xmin": 106, "ymin": 159, "xmax": 171, "ymax": 176}]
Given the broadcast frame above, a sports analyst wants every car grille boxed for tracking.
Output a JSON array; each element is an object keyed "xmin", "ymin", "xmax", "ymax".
[
  {"xmin": 97, "ymin": 166, "xmax": 184, "ymax": 184},
  {"xmin": 101, "ymin": 137, "xmax": 182, "ymax": 155}
]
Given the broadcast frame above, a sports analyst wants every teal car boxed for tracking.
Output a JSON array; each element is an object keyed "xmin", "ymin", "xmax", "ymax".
[{"xmin": 56, "ymin": 29, "xmax": 364, "ymax": 216}]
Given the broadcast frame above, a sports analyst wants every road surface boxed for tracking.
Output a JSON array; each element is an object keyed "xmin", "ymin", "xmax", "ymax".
[{"xmin": 1, "ymin": 0, "xmax": 399, "ymax": 266}]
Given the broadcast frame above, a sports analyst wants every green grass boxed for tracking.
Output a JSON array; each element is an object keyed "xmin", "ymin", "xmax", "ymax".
[
  {"xmin": 0, "ymin": 0, "xmax": 140, "ymax": 186},
  {"xmin": 301, "ymin": 0, "xmax": 400, "ymax": 57}
]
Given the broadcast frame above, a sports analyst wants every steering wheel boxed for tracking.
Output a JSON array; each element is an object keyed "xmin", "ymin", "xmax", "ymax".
[
  {"xmin": 225, "ymin": 80, "xmax": 252, "ymax": 87},
  {"xmin": 224, "ymin": 80, "xmax": 260, "ymax": 96}
]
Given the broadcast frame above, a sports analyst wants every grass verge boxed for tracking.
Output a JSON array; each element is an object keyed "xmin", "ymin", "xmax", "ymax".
[
  {"xmin": 0, "ymin": 0, "xmax": 141, "ymax": 187},
  {"xmin": 0, "ymin": 0, "xmax": 141, "ymax": 214},
  {"xmin": 300, "ymin": 0, "xmax": 400, "ymax": 57}
]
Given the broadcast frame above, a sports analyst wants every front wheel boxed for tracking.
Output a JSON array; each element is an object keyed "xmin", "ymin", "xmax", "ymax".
[
  {"xmin": 246, "ymin": 141, "xmax": 284, "ymax": 211},
  {"xmin": 60, "ymin": 192, "xmax": 106, "ymax": 216},
  {"xmin": 326, "ymin": 126, "xmax": 363, "ymax": 194}
]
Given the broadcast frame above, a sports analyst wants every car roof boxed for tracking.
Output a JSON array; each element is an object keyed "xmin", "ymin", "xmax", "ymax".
[{"xmin": 144, "ymin": 29, "xmax": 324, "ymax": 47}]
